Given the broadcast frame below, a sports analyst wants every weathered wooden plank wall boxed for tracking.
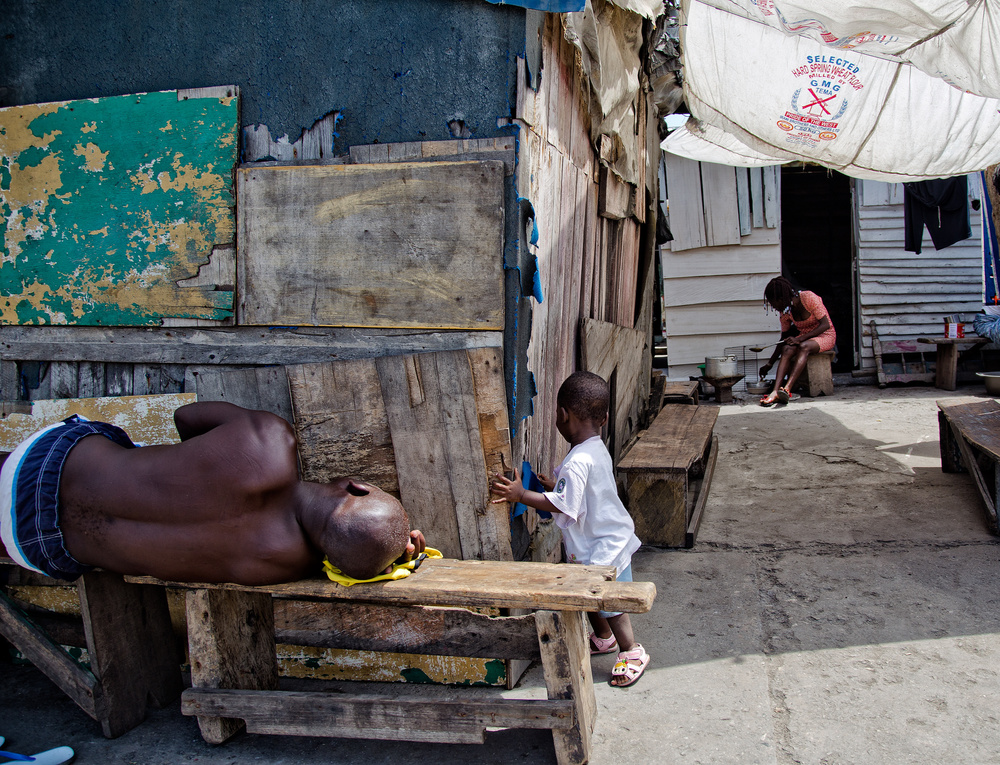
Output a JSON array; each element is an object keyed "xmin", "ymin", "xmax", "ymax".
[
  {"xmin": 0, "ymin": 87, "xmax": 238, "ymax": 326},
  {"xmin": 237, "ymin": 161, "xmax": 505, "ymax": 329},
  {"xmin": 660, "ymin": 159, "xmax": 782, "ymax": 380},
  {"xmin": 856, "ymin": 175, "xmax": 984, "ymax": 369},
  {"xmin": 513, "ymin": 15, "xmax": 655, "ymax": 494}
]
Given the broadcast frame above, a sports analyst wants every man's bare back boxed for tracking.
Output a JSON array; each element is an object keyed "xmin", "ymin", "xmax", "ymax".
[{"xmin": 4, "ymin": 402, "xmax": 422, "ymax": 585}]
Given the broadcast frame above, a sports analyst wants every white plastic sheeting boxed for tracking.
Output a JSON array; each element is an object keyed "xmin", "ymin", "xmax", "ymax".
[
  {"xmin": 664, "ymin": 0, "xmax": 1000, "ymax": 181},
  {"xmin": 565, "ymin": 0, "xmax": 647, "ymax": 184}
]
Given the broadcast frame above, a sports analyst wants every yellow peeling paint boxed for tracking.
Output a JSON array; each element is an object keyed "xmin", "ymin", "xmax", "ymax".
[
  {"xmin": 81, "ymin": 121, "xmax": 97, "ymax": 133},
  {"xmin": 88, "ymin": 226, "xmax": 109, "ymax": 237},
  {"xmin": 0, "ymin": 393, "xmax": 196, "ymax": 452},
  {"xmin": 8, "ymin": 585, "xmax": 81, "ymax": 615},
  {"xmin": 0, "ymin": 280, "xmax": 60, "ymax": 324},
  {"xmin": 219, "ymin": 96, "xmax": 235, "ymax": 106},
  {"xmin": 73, "ymin": 141, "xmax": 109, "ymax": 172},
  {"xmin": 276, "ymin": 645, "xmax": 503, "ymax": 685},
  {"xmin": 218, "ymin": 132, "xmax": 235, "ymax": 147},
  {"xmin": 160, "ymin": 120, "xmax": 173, "ymax": 132},
  {"xmin": 129, "ymin": 167, "xmax": 161, "ymax": 195},
  {"xmin": 0, "ymin": 102, "xmax": 62, "ymax": 157},
  {"xmin": 5, "ymin": 153, "xmax": 63, "ymax": 214},
  {"xmin": 156, "ymin": 153, "xmax": 227, "ymax": 196}
]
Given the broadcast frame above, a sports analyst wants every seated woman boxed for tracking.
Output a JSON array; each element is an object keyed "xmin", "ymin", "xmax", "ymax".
[{"xmin": 759, "ymin": 276, "xmax": 837, "ymax": 406}]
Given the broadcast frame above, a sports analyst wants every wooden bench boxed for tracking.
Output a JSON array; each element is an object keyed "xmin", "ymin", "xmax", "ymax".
[
  {"xmin": 126, "ymin": 559, "xmax": 655, "ymax": 765},
  {"xmin": 938, "ymin": 398, "xmax": 1000, "ymax": 533},
  {"xmin": 617, "ymin": 404, "xmax": 719, "ymax": 548},
  {"xmin": 795, "ymin": 351, "xmax": 834, "ymax": 397},
  {"xmin": 871, "ymin": 321, "xmax": 936, "ymax": 388}
]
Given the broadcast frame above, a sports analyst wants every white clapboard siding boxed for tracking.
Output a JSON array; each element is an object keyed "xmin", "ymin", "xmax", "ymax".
[
  {"xmin": 857, "ymin": 175, "xmax": 984, "ymax": 368},
  {"xmin": 662, "ymin": 157, "xmax": 782, "ymax": 379}
]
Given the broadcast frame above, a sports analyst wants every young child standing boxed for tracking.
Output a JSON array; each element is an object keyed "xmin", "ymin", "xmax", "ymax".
[{"xmin": 491, "ymin": 371, "xmax": 649, "ymax": 687}]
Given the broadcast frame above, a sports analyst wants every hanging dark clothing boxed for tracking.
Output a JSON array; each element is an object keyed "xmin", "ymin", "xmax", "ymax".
[{"xmin": 903, "ymin": 176, "xmax": 971, "ymax": 254}]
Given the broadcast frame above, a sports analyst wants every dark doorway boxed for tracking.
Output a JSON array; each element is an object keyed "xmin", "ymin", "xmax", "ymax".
[{"xmin": 781, "ymin": 166, "xmax": 855, "ymax": 372}]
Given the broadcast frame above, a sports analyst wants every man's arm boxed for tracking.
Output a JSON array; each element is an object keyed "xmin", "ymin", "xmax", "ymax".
[{"xmin": 173, "ymin": 401, "xmax": 257, "ymax": 441}]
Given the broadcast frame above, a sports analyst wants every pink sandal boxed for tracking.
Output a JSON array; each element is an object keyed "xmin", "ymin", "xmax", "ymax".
[
  {"xmin": 589, "ymin": 632, "xmax": 618, "ymax": 655},
  {"xmin": 610, "ymin": 644, "xmax": 649, "ymax": 687}
]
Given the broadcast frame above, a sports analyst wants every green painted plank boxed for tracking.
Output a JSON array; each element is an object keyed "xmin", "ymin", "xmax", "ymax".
[{"xmin": 0, "ymin": 88, "xmax": 238, "ymax": 326}]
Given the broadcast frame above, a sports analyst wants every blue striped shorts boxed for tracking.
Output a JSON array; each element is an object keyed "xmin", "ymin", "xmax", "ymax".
[{"xmin": 0, "ymin": 415, "xmax": 135, "ymax": 580}]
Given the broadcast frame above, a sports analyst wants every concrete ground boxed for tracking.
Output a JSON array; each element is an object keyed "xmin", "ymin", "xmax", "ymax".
[{"xmin": 4, "ymin": 383, "xmax": 1000, "ymax": 764}]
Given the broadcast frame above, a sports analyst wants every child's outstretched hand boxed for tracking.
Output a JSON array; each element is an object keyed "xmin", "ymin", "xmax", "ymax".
[
  {"xmin": 382, "ymin": 529, "xmax": 427, "ymax": 574},
  {"xmin": 536, "ymin": 472, "xmax": 556, "ymax": 492},
  {"xmin": 491, "ymin": 468, "xmax": 524, "ymax": 504}
]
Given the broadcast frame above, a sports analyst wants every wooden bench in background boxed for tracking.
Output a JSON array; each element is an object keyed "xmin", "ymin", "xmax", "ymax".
[
  {"xmin": 920, "ymin": 336, "xmax": 987, "ymax": 390},
  {"xmin": 617, "ymin": 404, "xmax": 719, "ymax": 548},
  {"xmin": 128, "ymin": 559, "xmax": 655, "ymax": 765},
  {"xmin": 938, "ymin": 398, "xmax": 1000, "ymax": 534}
]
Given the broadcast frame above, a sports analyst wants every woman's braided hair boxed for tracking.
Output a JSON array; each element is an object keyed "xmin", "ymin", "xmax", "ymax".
[{"xmin": 764, "ymin": 276, "xmax": 798, "ymax": 312}]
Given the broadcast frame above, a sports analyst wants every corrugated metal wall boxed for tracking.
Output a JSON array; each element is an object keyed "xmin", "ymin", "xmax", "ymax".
[{"xmin": 857, "ymin": 176, "xmax": 984, "ymax": 369}]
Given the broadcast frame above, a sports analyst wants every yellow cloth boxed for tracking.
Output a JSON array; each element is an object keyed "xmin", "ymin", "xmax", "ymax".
[{"xmin": 322, "ymin": 547, "xmax": 443, "ymax": 586}]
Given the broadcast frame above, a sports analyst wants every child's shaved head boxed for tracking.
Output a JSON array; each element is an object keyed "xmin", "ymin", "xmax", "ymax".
[{"xmin": 557, "ymin": 371, "xmax": 610, "ymax": 424}]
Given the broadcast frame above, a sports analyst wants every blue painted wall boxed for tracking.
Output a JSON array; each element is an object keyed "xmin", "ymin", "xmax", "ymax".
[{"xmin": 0, "ymin": 0, "xmax": 524, "ymax": 152}]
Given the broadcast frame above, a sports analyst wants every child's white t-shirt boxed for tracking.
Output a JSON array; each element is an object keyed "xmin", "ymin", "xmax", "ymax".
[{"xmin": 543, "ymin": 436, "xmax": 641, "ymax": 576}]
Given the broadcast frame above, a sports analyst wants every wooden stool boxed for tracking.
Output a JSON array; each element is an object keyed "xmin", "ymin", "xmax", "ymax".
[{"xmin": 799, "ymin": 351, "xmax": 834, "ymax": 397}]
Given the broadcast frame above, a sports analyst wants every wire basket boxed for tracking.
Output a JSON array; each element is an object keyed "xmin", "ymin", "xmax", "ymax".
[{"xmin": 723, "ymin": 346, "xmax": 763, "ymax": 392}]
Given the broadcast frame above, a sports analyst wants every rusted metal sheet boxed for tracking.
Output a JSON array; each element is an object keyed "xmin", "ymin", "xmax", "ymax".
[{"xmin": 0, "ymin": 88, "xmax": 238, "ymax": 326}]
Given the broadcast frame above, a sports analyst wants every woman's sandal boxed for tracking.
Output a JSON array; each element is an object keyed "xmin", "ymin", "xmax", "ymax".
[
  {"xmin": 589, "ymin": 632, "xmax": 619, "ymax": 655},
  {"xmin": 776, "ymin": 387, "xmax": 791, "ymax": 404},
  {"xmin": 610, "ymin": 644, "xmax": 650, "ymax": 688},
  {"xmin": 759, "ymin": 392, "xmax": 778, "ymax": 407}
]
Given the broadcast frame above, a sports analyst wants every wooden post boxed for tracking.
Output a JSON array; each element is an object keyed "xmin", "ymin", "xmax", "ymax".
[
  {"xmin": 185, "ymin": 589, "xmax": 278, "ymax": 744},
  {"xmin": 938, "ymin": 410, "xmax": 965, "ymax": 473},
  {"xmin": 77, "ymin": 571, "xmax": 183, "ymax": 737},
  {"xmin": 535, "ymin": 610, "xmax": 595, "ymax": 765},
  {"xmin": 936, "ymin": 344, "xmax": 959, "ymax": 390}
]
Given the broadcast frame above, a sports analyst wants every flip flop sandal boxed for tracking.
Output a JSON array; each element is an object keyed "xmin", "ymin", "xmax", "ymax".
[
  {"xmin": 589, "ymin": 633, "xmax": 618, "ymax": 655},
  {"xmin": 776, "ymin": 388, "xmax": 791, "ymax": 404},
  {"xmin": 610, "ymin": 644, "xmax": 649, "ymax": 688},
  {"xmin": 759, "ymin": 395, "xmax": 777, "ymax": 407},
  {"xmin": 0, "ymin": 747, "xmax": 76, "ymax": 765}
]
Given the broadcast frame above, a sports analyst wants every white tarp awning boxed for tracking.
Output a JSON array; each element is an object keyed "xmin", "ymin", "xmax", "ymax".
[{"xmin": 665, "ymin": 0, "xmax": 1000, "ymax": 180}]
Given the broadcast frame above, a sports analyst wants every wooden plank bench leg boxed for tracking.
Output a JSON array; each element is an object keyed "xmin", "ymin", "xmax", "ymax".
[
  {"xmin": 78, "ymin": 571, "xmax": 184, "ymax": 737},
  {"xmin": 947, "ymin": 419, "xmax": 1000, "ymax": 533},
  {"xmin": 186, "ymin": 588, "xmax": 279, "ymax": 744},
  {"xmin": 536, "ymin": 610, "xmax": 595, "ymax": 765},
  {"xmin": 939, "ymin": 411, "xmax": 965, "ymax": 473}
]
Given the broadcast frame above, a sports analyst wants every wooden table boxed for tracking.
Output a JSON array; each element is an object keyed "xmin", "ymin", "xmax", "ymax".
[
  {"xmin": 618, "ymin": 404, "xmax": 720, "ymax": 547},
  {"xmin": 128, "ymin": 558, "xmax": 656, "ymax": 765},
  {"xmin": 918, "ymin": 336, "xmax": 987, "ymax": 390}
]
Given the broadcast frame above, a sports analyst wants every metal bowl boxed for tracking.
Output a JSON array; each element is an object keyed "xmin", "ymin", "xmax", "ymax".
[
  {"xmin": 977, "ymin": 372, "xmax": 1000, "ymax": 396},
  {"xmin": 745, "ymin": 381, "xmax": 771, "ymax": 396}
]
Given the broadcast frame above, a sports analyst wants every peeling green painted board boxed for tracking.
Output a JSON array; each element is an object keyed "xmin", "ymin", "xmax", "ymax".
[{"xmin": 0, "ymin": 89, "xmax": 238, "ymax": 326}]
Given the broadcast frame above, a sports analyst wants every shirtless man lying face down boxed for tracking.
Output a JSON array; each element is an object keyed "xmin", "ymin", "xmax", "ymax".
[{"xmin": 0, "ymin": 401, "xmax": 424, "ymax": 585}]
